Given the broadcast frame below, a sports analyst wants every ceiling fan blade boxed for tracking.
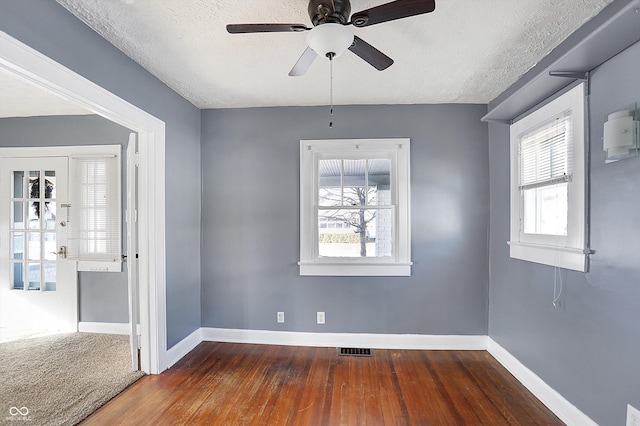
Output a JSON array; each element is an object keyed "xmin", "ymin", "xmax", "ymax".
[
  {"xmin": 350, "ymin": 0, "xmax": 436, "ymax": 28},
  {"xmin": 348, "ymin": 36, "xmax": 394, "ymax": 71},
  {"xmin": 289, "ymin": 47, "xmax": 318, "ymax": 76},
  {"xmin": 226, "ymin": 23, "xmax": 310, "ymax": 34}
]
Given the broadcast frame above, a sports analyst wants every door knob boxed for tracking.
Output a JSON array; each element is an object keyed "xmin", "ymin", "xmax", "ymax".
[{"xmin": 51, "ymin": 245, "xmax": 67, "ymax": 259}]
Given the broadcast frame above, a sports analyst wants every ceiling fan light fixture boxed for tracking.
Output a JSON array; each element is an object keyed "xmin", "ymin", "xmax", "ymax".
[{"xmin": 307, "ymin": 23, "xmax": 354, "ymax": 58}]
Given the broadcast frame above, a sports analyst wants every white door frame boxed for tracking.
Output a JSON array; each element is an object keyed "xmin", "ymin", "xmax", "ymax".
[
  {"xmin": 0, "ymin": 31, "xmax": 167, "ymax": 374},
  {"xmin": 126, "ymin": 133, "xmax": 140, "ymax": 371}
]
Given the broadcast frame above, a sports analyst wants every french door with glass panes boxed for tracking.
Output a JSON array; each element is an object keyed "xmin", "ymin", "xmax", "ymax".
[{"xmin": 0, "ymin": 157, "xmax": 77, "ymax": 331}]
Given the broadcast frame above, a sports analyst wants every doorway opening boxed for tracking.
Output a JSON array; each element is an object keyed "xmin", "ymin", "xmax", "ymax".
[{"xmin": 0, "ymin": 31, "xmax": 167, "ymax": 374}]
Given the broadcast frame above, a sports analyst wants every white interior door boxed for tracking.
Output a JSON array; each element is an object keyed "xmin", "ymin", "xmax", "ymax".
[
  {"xmin": 127, "ymin": 133, "xmax": 140, "ymax": 370},
  {"xmin": 0, "ymin": 156, "xmax": 78, "ymax": 332}
]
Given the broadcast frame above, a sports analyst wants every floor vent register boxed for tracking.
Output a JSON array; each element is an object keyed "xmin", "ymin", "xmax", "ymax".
[{"xmin": 337, "ymin": 347, "xmax": 373, "ymax": 357}]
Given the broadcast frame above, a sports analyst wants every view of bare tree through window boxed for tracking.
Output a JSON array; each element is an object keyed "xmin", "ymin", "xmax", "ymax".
[
  {"xmin": 319, "ymin": 187, "xmax": 377, "ymax": 257},
  {"xmin": 318, "ymin": 158, "xmax": 392, "ymax": 258}
]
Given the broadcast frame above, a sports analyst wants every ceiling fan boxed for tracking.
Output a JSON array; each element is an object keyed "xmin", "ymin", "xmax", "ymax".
[{"xmin": 227, "ymin": 0, "xmax": 436, "ymax": 76}]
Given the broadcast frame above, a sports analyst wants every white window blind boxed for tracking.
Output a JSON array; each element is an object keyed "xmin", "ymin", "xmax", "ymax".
[
  {"xmin": 68, "ymin": 155, "xmax": 121, "ymax": 262},
  {"xmin": 519, "ymin": 110, "xmax": 573, "ymax": 191}
]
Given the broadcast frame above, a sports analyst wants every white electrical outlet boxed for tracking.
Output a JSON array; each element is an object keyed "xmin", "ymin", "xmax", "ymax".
[
  {"xmin": 317, "ymin": 312, "xmax": 325, "ymax": 324},
  {"xmin": 277, "ymin": 312, "xmax": 285, "ymax": 323},
  {"xmin": 628, "ymin": 404, "xmax": 640, "ymax": 426}
]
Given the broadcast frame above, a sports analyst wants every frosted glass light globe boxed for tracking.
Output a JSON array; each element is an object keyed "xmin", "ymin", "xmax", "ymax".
[{"xmin": 307, "ymin": 23, "xmax": 354, "ymax": 58}]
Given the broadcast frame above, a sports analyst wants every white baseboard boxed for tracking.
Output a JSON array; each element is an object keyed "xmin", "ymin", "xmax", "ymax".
[
  {"xmin": 487, "ymin": 338, "xmax": 596, "ymax": 426},
  {"xmin": 201, "ymin": 327, "xmax": 488, "ymax": 350},
  {"xmin": 78, "ymin": 321, "xmax": 130, "ymax": 335},
  {"xmin": 166, "ymin": 328, "xmax": 203, "ymax": 369}
]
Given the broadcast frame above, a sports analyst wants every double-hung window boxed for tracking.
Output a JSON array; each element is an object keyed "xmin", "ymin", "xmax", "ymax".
[
  {"xmin": 509, "ymin": 83, "xmax": 588, "ymax": 271},
  {"xmin": 299, "ymin": 139, "xmax": 411, "ymax": 276}
]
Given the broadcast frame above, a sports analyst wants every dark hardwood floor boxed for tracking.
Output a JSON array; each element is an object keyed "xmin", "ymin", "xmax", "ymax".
[{"xmin": 83, "ymin": 342, "xmax": 562, "ymax": 425}]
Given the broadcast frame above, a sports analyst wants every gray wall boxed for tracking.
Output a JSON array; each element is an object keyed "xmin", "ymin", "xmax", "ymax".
[
  {"xmin": 0, "ymin": 114, "xmax": 131, "ymax": 323},
  {"xmin": 488, "ymin": 40, "xmax": 640, "ymax": 425},
  {"xmin": 5, "ymin": 7, "xmax": 635, "ymax": 424},
  {"xmin": 0, "ymin": 0, "xmax": 202, "ymax": 348},
  {"xmin": 201, "ymin": 104, "xmax": 490, "ymax": 334}
]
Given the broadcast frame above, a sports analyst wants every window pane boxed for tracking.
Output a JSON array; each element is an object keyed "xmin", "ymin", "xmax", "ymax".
[
  {"xmin": 28, "ymin": 263, "xmax": 41, "ymax": 290},
  {"xmin": 368, "ymin": 159, "xmax": 391, "ymax": 206},
  {"xmin": 519, "ymin": 112, "xmax": 572, "ymax": 188},
  {"xmin": 44, "ymin": 263, "xmax": 56, "ymax": 291},
  {"xmin": 318, "ymin": 159, "xmax": 342, "ymax": 206},
  {"xmin": 27, "ymin": 232, "xmax": 41, "ymax": 260},
  {"xmin": 523, "ymin": 183, "xmax": 568, "ymax": 236},
  {"xmin": 343, "ymin": 186, "xmax": 368, "ymax": 207},
  {"xmin": 44, "ymin": 233, "xmax": 57, "ymax": 261},
  {"xmin": 44, "ymin": 201, "xmax": 57, "ymax": 230},
  {"xmin": 318, "ymin": 208, "xmax": 392, "ymax": 257},
  {"xmin": 29, "ymin": 202, "xmax": 41, "ymax": 229},
  {"xmin": 12, "ymin": 233, "xmax": 24, "ymax": 260},
  {"xmin": 12, "ymin": 202, "xmax": 25, "ymax": 229},
  {"xmin": 343, "ymin": 159, "xmax": 366, "ymax": 207},
  {"xmin": 319, "ymin": 187, "xmax": 343, "ymax": 207},
  {"xmin": 28, "ymin": 171, "xmax": 40, "ymax": 198},
  {"xmin": 343, "ymin": 159, "xmax": 366, "ymax": 182},
  {"xmin": 12, "ymin": 263, "xmax": 24, "ymax": 290},
  {"xmin": 44, "ymin": 171, "xmax": 56, "ymax": 199},
  {"xmin": 13, "ymin": 171, "xmax": 24, "ymax": 198}
]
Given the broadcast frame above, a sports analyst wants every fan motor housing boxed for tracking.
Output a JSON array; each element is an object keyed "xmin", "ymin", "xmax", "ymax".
[{"xmin": 309, "ymin": 0, "xmax": 351, "ymax": 26}]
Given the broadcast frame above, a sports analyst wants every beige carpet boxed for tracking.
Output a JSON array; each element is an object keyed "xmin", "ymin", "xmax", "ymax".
[{"xmin": 0, "ymin": 332, "xmax": 144, "ymax": 425}]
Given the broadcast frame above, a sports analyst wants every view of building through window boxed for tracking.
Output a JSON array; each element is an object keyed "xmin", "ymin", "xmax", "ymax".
[{"xmin": 318, "ymin": 158, "xmax": 392, "ymax": 258}]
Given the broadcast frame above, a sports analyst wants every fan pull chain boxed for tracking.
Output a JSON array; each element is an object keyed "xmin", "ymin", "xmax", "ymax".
[{"xmin": 329, "ymin": 53, "xmax": 334, "ymax": 128}]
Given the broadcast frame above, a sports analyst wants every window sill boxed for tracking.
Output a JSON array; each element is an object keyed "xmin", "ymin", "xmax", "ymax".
[
  {"xmin": 299, "ymin": 262, "xmax": 412, "ymax": 277},
  {"xmin": 508, "ymin": 241, "xmax": 588, "ymax": 272}
]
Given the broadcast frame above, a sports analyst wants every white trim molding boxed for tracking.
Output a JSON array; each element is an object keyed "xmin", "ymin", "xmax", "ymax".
[
  {"xmin": 78, "ymin": 322, "xmax": 130, "ymax": 335},
  {"xmin": 201, "ymin": 328, "xmax": 487, "ymax": 350},
  {"xmin": 508, "ymin": 241, "xmax": 588, "ymax": 273},
  {"xmin": 166, "ymin": 328, "xmax": 203, "ymax": 369},
  {"xmin": 487, "ymin": 338, "xmax": 597, "ymax": 426}
]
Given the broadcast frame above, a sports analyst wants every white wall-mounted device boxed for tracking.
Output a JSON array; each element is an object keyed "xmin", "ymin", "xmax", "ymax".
[{"xmin": 603, "ymin": 103, "xmax": 639, "ymax": 163}]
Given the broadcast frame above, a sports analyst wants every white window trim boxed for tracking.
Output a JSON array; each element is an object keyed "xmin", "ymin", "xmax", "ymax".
[
  {"xmin": 299, "ymin": 138, "xmax": 411, "ymax": 276},
  {"xmin": 509, "ymin": 83, "xmax": 588, "ymax": 272}
]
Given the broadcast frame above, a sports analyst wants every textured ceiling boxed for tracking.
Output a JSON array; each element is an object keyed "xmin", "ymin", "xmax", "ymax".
[
  {"xmin": 8, "ymin": 0, "xmax": 615, "ymax": 114},
  {"xmin": 53, "ymin": 0, "xmax": 613, "ymax": 109}
]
